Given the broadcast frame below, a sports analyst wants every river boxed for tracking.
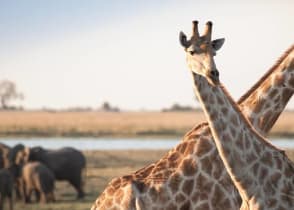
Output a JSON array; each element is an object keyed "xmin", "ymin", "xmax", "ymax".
[{"xmin": 1, "ymin": 137, "xmax": 294, "ymax": 150}]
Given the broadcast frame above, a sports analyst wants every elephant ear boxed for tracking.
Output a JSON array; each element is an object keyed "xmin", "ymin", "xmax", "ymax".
[
  {"xmin": 8, "ymin": 144, "xmax": 25, "ymax": 166},
  {"xmin": 16, "ymin": 147, "xmax": 31, "ymax": 165},
  {"xmin": 32, "ymin": 146, "xmax": 43, "ymax": 152},
  {"xmin": 34, "ymin": 146, "xmax": 46, "ymax": 154},
  {"xmin": 29, "ymin": 146, "xmax": 45, "ymax": 160},
  {"xmin": 0, "ymin": 143, "xmax": 11, "ymax": 168}
]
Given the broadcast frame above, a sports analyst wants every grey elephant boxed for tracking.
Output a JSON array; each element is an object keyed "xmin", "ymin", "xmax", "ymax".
[
  {"xmin": 0, "ymin": 165, "xmax": 18, "ymax": 210},
  {"xmin": 27, "ymin": 146, "xmax": 86, "ymax": 199},
  {"xmin": 0, "ymin": 143, "xmax": 11, "ymax": 169},
  {"xmin": 20, "ymin": 161, "xmax": 55, "ymax": 203}
]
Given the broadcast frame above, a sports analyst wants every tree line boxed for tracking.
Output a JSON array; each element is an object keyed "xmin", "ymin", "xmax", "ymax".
[{"xmin": 0, "ymin": 80, "xmax": 201, "ymax": 112}]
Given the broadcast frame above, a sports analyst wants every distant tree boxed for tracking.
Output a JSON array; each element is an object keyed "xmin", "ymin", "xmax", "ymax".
[
  {"xmin": 171, "ymin": 103, "xmax": 182, "ymax": 111},
  {"xmin": 101, "ymin": 101, "xmax": 120, "ymax": 112},
  {"xmin": 161, "ymin": 103, "xmax": 195, "ymax": 112},
  {"xmin": 0, "ymin": 80, "xmax": 23, "ymax": 109},
  {"xmin": 102, "ymin": 102, "xmax": 111, "ymax": 111}
]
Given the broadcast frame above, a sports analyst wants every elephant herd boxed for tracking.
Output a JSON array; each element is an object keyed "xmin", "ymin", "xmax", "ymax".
[{"xmin": 0, "ymin": 142, "xmax": 86, "ymax": 210}]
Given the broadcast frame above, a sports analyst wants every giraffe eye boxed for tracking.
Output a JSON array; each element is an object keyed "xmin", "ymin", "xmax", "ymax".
[
  {"xmin": 189, "ymin": 51, "xmax": 195, "ymax": 55},
  {"xmin": 200, "ymin": 44, "xmax": 207, "ymax": 50}
]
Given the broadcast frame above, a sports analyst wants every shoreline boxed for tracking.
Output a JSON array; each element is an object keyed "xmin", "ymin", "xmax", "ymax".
[{"xmin": 0, "ymin": 131, "xmax": 294, "ymax": 139}]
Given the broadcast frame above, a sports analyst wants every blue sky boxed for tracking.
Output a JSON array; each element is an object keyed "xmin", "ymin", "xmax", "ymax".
[{"xmin": 1, "ymin": 0, "xmax": 294, "ymax": 110}]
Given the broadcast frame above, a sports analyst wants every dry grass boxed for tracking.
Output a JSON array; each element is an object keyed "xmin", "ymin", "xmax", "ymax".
[
  {"xmin": 0, "ymin": 111, "xmax": 206, "ymax": 137},
  {"xmin": 11, "ymin": 149, "xmax": 294, "ymax": 210},
  {"xmin": 0, "ymin": 110, "xmax": 294, "ymax": 137},
  {"xmin": 270, "ymin": 111, "xmax": 294, "ymax": 136}
]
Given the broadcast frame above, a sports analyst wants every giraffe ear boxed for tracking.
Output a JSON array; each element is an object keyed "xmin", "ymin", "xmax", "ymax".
[
  {"xmin": 179, "ymin": 31, "xmax": 190, "ymax": 48},
  {"xmin": 211, "ymin": 38, "xmax": 225, "ymax": 51}
]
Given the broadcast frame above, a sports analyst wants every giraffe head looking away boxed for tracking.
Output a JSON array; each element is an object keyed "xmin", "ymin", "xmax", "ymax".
[{"xmin": 180, "ymin": 21, "xmax": 225, "ymax": 86}]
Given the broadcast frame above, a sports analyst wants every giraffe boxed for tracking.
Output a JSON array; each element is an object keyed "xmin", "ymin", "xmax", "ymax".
[
  {"xmin": 180, "ymin": 20, "xmax": 294, "ymax": 209},
  {"xmin": 90, "ymin": 29, "xmax": 294, "ymax": 210}
]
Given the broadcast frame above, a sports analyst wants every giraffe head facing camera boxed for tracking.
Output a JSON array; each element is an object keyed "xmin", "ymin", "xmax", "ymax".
[{"xmin": 180, "ymin": 21, "xmax": 225, "ymax": 86}]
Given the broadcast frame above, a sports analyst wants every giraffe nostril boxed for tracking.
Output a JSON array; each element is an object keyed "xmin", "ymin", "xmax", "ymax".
[{"xmin": 210, "ymin": 70, "xmax": 219, "ymax": 77}]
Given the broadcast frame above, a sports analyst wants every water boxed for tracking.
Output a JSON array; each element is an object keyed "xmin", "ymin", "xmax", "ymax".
[{"xmin": 0, "ymin": 137, "xmax": 294, "ymax": 150}]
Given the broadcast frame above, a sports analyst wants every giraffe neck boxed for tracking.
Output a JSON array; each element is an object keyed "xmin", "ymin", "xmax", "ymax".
[
  {"xmin": 238, "ymin": 45, "xmax": 294, "ymax": 136},
  {"xmin": 192, "ymin": 73, "xmax": 281, "ymax": 199}
]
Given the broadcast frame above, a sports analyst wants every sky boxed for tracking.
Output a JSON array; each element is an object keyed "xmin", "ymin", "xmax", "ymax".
[{"xmin": 1, "ymin": 0, "xmax": 294, "ymax": 110}]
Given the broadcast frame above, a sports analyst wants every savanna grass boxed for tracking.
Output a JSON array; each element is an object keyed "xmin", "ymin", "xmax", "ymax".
[{"xmin": 0, "ymin": 110, "xmax": 294, "ymax": 137}]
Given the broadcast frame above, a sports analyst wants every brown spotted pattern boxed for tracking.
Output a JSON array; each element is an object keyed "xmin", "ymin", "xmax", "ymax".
[
  {"xmin": 90, "ymin": 25, "xmax": 294, "ymax": 209},
  {"xmin": 185, "ymin": 21, "xmax": 294, "ymax": 210}
]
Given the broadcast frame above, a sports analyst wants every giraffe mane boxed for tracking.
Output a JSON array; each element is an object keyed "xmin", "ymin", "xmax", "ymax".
[
  {"xmin": 220, "ymin": 83, "xmax": 287, "ymax": 153},
  {"xmin": 183, "ymin": 121, "xmax": 209, "ymax": 139},
  {"xmin": 238, "ymin": 44, "xmax": 294, "ymax": 104}
]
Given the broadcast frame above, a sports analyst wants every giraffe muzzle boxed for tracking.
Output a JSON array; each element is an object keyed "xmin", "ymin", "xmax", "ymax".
[{"xmin": 209, "ymin": 70, "xmax": 220, "ymax": 84}]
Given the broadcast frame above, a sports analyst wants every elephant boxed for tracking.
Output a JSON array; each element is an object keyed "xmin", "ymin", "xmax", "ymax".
[
  {"xmin": 20, "ymin": 161, "xmax": 55, "ymax": 203},
  {"xmin": 27, "ymin": 146, "xmax": 86, "ymax": 199},
  {"xmin": 6, "ymin": 144, "xmax": 27, "ymax": 201},
  {"xmin": 0, "ymin": 167, "xmax": 15, "ymax": 210},
  {"xmin": 7, "ymin": 144, "xmax": 26, "ymax": 167},
  {"xmin": 0, "ymin": 143, "xmax": 11, "ymax": 169}
]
